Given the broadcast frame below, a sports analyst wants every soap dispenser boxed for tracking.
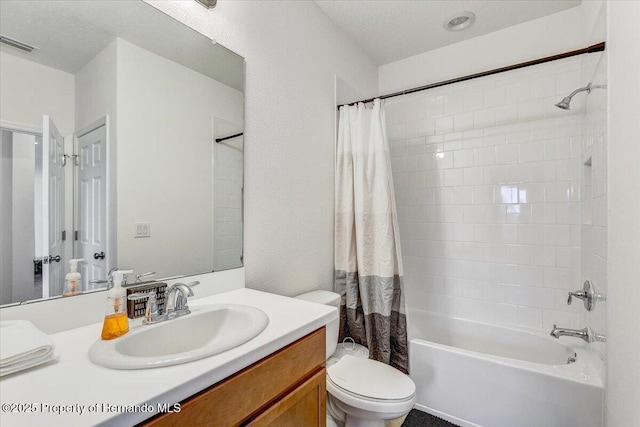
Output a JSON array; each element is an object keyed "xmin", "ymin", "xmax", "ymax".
[
  {"xmin": 63, "ymin": 258, "xmax": 84, "ymax": 297},
  {"xmin": 101, "ymin": 269, "xmax": 133, "ymax": 340}
]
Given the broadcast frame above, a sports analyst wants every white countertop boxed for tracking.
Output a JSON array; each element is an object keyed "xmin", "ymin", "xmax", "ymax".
[{"xmin": 0, "ymin": 289, "xmax": 337, "ymax": 427}]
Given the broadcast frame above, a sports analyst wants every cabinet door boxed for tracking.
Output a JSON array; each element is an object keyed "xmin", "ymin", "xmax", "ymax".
[{"xmin": 246, "ymin": 368, "xmax": 326, "ymax": 427}]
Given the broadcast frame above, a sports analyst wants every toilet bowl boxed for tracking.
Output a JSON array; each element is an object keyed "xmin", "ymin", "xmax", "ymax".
[{"xmin": 295, "ymin": 291, "xmax": 416, "ymax": 427}]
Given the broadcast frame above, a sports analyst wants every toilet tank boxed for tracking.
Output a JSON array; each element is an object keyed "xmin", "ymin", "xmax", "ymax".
[{"xmin": 295, "ymin": 290, "xmax": 340, "ymax": 359}]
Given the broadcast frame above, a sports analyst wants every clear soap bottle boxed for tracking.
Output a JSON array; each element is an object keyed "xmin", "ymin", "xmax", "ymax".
[
  {"xmin": 100, "ymin": 269, "xmax": 132, "ymax": 340},
  {"xmin": 63, "ymin": 258, "xmax": 84, "ymax": 297}
]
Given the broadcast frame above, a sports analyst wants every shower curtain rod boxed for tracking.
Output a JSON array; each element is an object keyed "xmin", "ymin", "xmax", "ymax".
[
  {"xmin": 215, "ymin": 132, "xmax": 243, "ymax": 143},
  {"xmin": 338, "ymin": 42, "xmax": 605, "ymax": 109}
]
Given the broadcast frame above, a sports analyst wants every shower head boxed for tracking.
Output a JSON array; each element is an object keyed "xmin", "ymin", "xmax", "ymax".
[
  {"xmin": 555, "ymin": 83, "xmax": 592, "ymax": 110},
  {"xmin": 555, "ymin": 97, "xmax": 572, "ymax": 110}
]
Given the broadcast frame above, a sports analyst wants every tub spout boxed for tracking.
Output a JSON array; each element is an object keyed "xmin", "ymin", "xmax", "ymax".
[{"xmin": 550, "ymin": 324, "xmax": 606, "ymax": 343}]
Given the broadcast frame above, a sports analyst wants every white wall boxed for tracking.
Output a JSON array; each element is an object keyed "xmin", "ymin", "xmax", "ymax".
[
  {"xmin": 75, "ymin": 41, "xmax": 118, "ymax": 132},
  {"xmin": 0, "ymin": 51, "xmax": 75, "ymax": 135},
  {"xmin": 386, "ymin": 56, "xmax": 586, "ymax": 331},
  {"xmin": 146, "ymin": 0, "xmax": 379, "ymax": 295},
  {"xmin": 33, "ymin": 136, "xmax": 43, "ymax": 260},
  {"xmin": 0, "ymin": 131, "xmax": 42, "ymax": 305},
  {"xmin": 0, "ymin": 130, "xmax": 13, "ymax": 305},
  {"xmin": 11, "ymin": 133, "xmax": 38, "ymax": 303},
  {"xmin": 116, "ymin": 38, "xmax": 243, "ymax": 279},
  {"xmin": 379, "ymin": 5, "xmax": 594, "ymax": 95},
  {"xmin": 606, "ymin": 1, "xmax": 640, "ymax": 424}
]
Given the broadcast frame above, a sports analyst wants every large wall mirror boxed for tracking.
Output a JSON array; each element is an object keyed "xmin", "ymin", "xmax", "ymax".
[{"xmin": 0, "ymin": 0, "xmax": 244, "ymax": 306}]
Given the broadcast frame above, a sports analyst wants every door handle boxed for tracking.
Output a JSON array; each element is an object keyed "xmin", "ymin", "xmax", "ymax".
[
  {"xmin": 47, "ymin": 255, "xmax": 61, "ymax": 263},
  {"xmin": 94, "ymin": 252, "xmax": 105, "ymax": 260}
]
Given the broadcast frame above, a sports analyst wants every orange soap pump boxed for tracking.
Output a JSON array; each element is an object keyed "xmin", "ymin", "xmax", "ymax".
[{"xmin": 100, "ymin": 269, "xmax": 132, "ymax": 340}]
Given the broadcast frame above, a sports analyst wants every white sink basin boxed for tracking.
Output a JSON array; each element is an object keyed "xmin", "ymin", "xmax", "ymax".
[{"xmin": 89, "ymin": 304, "xmax": 269, "ymax": 369}]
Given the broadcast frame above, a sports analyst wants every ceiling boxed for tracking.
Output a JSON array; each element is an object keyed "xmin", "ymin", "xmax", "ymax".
[
  {"xmin": 0, "ymin": 0, "xmax": 244, "ymax": 91},
  {"xmin": 315, "ymin": 0, "xmax": 582, "ymax": 65}
]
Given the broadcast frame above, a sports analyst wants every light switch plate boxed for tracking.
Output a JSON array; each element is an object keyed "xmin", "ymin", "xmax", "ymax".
[{"xmin": 134, "ymin": 222, "xmax": 150, "ymax": 238}]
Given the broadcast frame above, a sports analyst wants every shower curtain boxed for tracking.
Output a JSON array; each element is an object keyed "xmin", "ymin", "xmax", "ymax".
[{"xmin": 334, "ymin": 98, "xmax": 408, "ymax": 373}]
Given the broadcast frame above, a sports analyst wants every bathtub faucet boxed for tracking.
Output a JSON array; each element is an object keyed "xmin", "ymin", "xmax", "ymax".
[{"xmin": 550, "ymin": 324, "xmax": 607, "ymax": 343}]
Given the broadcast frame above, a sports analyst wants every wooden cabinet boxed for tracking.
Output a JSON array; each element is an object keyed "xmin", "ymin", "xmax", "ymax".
[
  {"xmin": 141, "ymin": 327, "xmax": 326, "ymax": 427},
  {"xmin": 246, "ymin": 369, "xmax": 325, "ymax": 427}
]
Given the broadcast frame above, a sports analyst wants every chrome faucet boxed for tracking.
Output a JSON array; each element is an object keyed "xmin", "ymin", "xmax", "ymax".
[
  {"xmin": 130, "ymin": 281, "xmax": 200, "ymax": 325},
  {"xmin": 164, "ymin": 281, "xmax": 200, "ymax": 319},
  {"xmin": 550, "ymin": 324, "xmax": 607, "ymax": 343}
]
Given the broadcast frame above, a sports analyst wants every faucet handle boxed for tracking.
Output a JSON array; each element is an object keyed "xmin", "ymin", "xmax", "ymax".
[
  {"xmin": 135, "ymin": 272, "xmax": 156, "ymax": 283},
  {"xmin": 182, "ymin": 281, "xmax": 200, "ymax": 293},
  {"xmin": 567, "ymin": 290, "xmax": 587, "ymax": 305}
]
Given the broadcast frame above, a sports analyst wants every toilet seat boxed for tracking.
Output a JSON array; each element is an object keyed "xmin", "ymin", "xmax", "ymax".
[
  {"xmin": 326, "ymin": 376, "xmax": 415, "ymax": 416},
  {"xmin": 326, "ymin": 355, "xmax": 416, "ymax": 415}
]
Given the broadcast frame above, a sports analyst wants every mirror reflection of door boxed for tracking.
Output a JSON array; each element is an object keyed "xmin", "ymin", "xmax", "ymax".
[
  {"xmin": 42, "ymin": 115, "xmax": 65, "ymax": 298},
  {"xmin": 76, "ymin": 123, "xmax": 107, "ymax": 290}
]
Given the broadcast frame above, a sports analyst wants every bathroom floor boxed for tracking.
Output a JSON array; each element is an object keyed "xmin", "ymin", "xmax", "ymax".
[{"xmin": 394, "ymin": 409, "xmax": 459, "ymax": 427}]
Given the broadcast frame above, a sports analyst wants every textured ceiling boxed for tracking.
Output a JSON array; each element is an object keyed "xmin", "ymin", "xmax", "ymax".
[
  {"xmin": 315, "ymin": 0, "xmax": 582, "ymax": 65},
  {"xmin": 0, "ymin": 0, "xmax": 244, "ymax": 91}
]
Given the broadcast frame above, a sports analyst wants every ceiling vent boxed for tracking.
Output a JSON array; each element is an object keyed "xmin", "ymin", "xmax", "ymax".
[{"xmin": 0, "ymin": 35, "xmax": 38, "ymax": 53}]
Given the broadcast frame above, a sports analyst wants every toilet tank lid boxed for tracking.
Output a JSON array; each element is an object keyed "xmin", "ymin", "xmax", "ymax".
[{"xmin": 295, "ymin": 290, "xmax": 341, "ymax": 307}]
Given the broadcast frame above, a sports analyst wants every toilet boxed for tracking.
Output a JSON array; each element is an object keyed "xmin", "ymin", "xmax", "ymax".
[{"xmin": 295, "ymin": 290, "xmax": 416, "ymax": 427}]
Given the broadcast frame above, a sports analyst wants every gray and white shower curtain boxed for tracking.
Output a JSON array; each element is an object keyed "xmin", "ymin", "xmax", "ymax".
[{"xmin": 334, "ymin": 98, "xmax": 408, "ymax": 373}]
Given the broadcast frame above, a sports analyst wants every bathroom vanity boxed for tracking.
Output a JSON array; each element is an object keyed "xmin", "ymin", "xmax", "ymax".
[
  {"xmin": 0, "ymin": 289, "xmax": 336, "ymax": 427},
  {"xmin": 143, "ymin": 328, "xmax": 326, "ymax": 426}
]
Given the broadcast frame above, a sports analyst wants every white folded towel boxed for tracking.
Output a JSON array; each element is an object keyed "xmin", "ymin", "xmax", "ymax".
[{"xmin": 0, "ymin": 320, "xmax": 57, "ymax": 377}]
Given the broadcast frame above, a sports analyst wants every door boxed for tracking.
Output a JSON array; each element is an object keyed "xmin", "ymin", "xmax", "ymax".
[
  {"xmin": 76, "ymin": 125, "xmax": 107, "ymax": 290},
  {"xmin": 42, "ymin": 115, "xmax": 65, "ymax": 298}
]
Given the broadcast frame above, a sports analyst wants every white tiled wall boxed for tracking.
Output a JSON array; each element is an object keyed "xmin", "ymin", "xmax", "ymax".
[
  {"xmin": 213, "ymin": 118, "xmax": 244, "ymax": 271},
  {"xmin": 580, "ymin": 51, "xmax": 607, "ymax": 356},
  {"xmin": 386, "ymin": 56, "xmax": 590, "ymax": 331}
]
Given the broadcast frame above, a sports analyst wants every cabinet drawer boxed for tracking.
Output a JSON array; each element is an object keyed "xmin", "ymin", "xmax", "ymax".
[{"xmin": 142, "ymin": 327, "xmax": 326, "ymax": 427}]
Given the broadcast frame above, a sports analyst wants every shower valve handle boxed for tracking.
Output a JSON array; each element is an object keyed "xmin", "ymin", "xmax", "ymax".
[
  {"xmin": 567, "ymin": 290, "xmax": 587, "ymax": 305},
  {"xmin": 567, "ymin": 280, "xmax": 605, "ymax": 311}
]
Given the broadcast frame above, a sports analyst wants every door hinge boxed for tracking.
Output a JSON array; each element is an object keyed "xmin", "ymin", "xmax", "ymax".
[
  {"xmin": 74, "ymin": 230, "xmax": 78, "ymax": 241},
  {"xmin": 62, "ymin": 154, "xmax": 78, "ymax": 167},
  {"xmin": 62, "ymin": 230, "xmax": 66, "ymax": 241}
]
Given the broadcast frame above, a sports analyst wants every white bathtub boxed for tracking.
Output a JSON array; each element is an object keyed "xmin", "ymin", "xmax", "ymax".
[{"xmin": 408, "ymin": 308, "xmax": 603, "ymax": 427}]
